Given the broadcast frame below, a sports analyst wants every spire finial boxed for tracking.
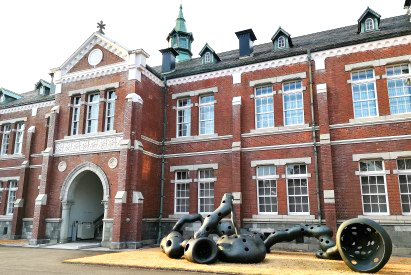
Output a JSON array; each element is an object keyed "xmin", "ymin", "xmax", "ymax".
[{"xmin": 97, "ymin": 20, "xmax": 106, "ymax": 35}]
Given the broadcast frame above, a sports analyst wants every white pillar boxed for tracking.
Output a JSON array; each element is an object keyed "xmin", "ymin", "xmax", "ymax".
[
  {"xmin": 59, "ymin": 201, "xmax": 73, "ymax": 243},
  {"xmin": 101, "ymin": 200, "xmax": 109, "ymax": 243}
]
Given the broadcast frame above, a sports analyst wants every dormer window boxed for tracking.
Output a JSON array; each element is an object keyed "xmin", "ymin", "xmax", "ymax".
[
  {"xmin": 358, "ymin": 7, "xmax": 381, "ymax": 33},
  {"xmin": 365, "ymin": 18, "xmax": 375, "ymax": 31},
  {"xmin": 278, "ymin": 36, "xmax": 286, "ymax": 49},
  {"xmin": 199, "ymin": 43, "xmax": 221, "ymax": 65},
  {"xmin": 271, "ymin": 27, "xmax": 293, "ymax": 50},
  {"xmin": 0, "ymin": 94, "xmax": 5, "ymax": 103}
]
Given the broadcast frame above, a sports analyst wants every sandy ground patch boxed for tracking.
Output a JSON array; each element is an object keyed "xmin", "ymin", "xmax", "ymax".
[
  {"xmin": 65, "ymin": 247, "xmax": 411, "ymax": 275},
  {"xmin": 0, "ymin": 239, "xmax": 28, "ymax": 245}
]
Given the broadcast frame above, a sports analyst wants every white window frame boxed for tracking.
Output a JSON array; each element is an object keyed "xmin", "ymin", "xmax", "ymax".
[
  {"xmin": 397, "ymin": 158, "xmax": 411, "ymax": 215},
  {"xmin": 283, "ymin": 81, "xmax": 304, "ymax": 126},
  {"xmin": 286, "ymin": 164, "xmax": 310, "ymax": 215},
  {"xmin": 199, "ymin": 95, "xmax": 215, "ymax": 135},
  {"xmin": 176, "ymin": 98, "xmax": 191, "ymax": 137},
  {"xmin": 1, "ymin": 124, "xmax": 11, "ymax": 155},
  {"xmin": 6, "ymin": 180, "xmax": 17, "ymax": 215},
  {"xmin": 198, "ymin": 169, "xmax": 215, "ymax": 214},
  {"xmin": 256, "ymin": 165, "xmax": 278, "ymax": 214},
  {"xmin": 254, "ymin": 86, "xmax": 275, "ymax": 129},
  {"xmin": 86, "ymin": 93, "xmax": 100, "ymax": 134},
  {"xmin": 105, "ymin": 90, "xmax": 116, "ymax": 131},
  {"xmin": 386, "ymin": 64, "xmax": 411, "ymax": 115},
  {"xmin": 71, "ymin": 96, "xmax": 81, "ymax": 136},
  {"xmin": 174, "ymin": 171, "xmax": 190, "ymax": 214},
  {"xmin": 278, "ymin": 36, "xmax": 286, "ymax": 48},
  {"xmin": 0, "ymin": 183, "xmax": 3, "ymax": 204},
  {"xmin": 13, "ymin": 122, "xmax": 25, "ymax": 154},
  {"xmin": 351, "ymin": 69, "xmax": 379, "ymax": 118},
  {"xmin": 358, "ymin": 160, "xmax": 390, "ymax": 215},
  {"xmin": 204, "ymin": 52, "xmax": 212, "ymax": 64},
  {"xmin": 365, "ymin": 18, "xmax": 375, "ymax": 32}
]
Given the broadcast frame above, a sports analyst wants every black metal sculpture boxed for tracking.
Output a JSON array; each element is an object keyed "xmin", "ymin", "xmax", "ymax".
[{"xmin": 161, "ymin": 193, "xmax": 392, "ymax": 273}]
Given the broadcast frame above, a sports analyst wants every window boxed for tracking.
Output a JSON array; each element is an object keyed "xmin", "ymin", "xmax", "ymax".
[
  {"xmin": 179, "ymin": 37, "xmax": 188, "ymax": 48},
  {"xmin": 176, "ymin": 98, "xmax": 191, "ymax": 137},
  {"xmin": 278, "ymin": 36, "xmax": 286, "ymax": 48},
  {"xmin": 199, "ymin": 95, "xmax": 214, "ymax": 135},
  {"xmin": 198, "ymin": 169, "xmax": 215, "ymax": 213},
  {"xmin": 351, "ymin": 69, "xmax": 378, "ymax": 118},
  {"xmin": 359, "ymin": 160, "xmax": 389, "ymax": 214},
  {"xmin": 256, "ymin": 165, "xmax": 277, "ymax": 214},
  {"xmin": 397, "ymin": 158, "xmax": 411, "ymax": 214},
  {"xmin": 286, "ymin": 164, "xmax": 309, "ymax": 214},
  {"xmin": 86, "ymin": 93, "xmax": 100, "ymax": 134},
  {"xmin": 386, "ymin": 64, "xmax": 411, "ymax": 114},
  {"xmin": 255, "ymin": 86, "xmax": 274, "ymax": 129},
  {"xmin": 0, "ymin": 182, "xmax": 3, "ymax": 204},
  {"xmin": 6, "ymin": 181, "xmax": 17, "ymax": 215},
  {"xmin": 13, "ymin": 122, "xmax": 25, "ymax": 154},
  {"xmin": 1, "ymin": 124, "xmax": 11, "ymax": 155},
  {"xmin": 283, "ymin": 81, "xmax": 304, "ymax": 126},
  {"xmin": 105, "ymin": 90, "xmax": 116, "ymax": 131},
  {"xmin": 71, "ymin": 96, "xmax": 81, "ymax": 135},
  {"xmin": 174, "ymin": 171, "xmax": 190, "ymax": 214},
  {"xmin": 365, "ymin": 18, "xmax": 375, "ymax": 32},
  {"xmin": 204, "ymin": 52, "xmax": 212, "ymax": 64}
]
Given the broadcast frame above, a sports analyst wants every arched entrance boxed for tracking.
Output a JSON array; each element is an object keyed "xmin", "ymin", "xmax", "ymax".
[{"xmin": 59, "ymin": 162, "xmax": 110, "ymax": 244}]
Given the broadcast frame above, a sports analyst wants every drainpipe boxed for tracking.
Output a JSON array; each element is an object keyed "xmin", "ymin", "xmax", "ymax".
[
  {"xmin": 157, "ymin": 75, "xmax": 168, "ymax": 243},
  {"xmin": 307, "ymin": 50, "xmax": 322, "ymax": 225}
]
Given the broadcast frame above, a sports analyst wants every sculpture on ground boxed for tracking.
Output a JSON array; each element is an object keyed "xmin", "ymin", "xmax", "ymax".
[{"xmin": 161, "ymin": 193, "xmax": 392, "ymax": 273}]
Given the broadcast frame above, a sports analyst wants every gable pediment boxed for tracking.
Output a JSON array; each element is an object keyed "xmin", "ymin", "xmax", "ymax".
[{"xmin": 59, "ymin": 32, "xmax": 130, "ymax": 75}]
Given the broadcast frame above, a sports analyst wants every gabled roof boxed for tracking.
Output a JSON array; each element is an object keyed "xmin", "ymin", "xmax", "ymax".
[
  {"xmin": 35, "ymin": 79, "xmax": 52, "ymax": 89},
  {"xmin": 54, "ymin": 32, "xmax": 130, "ymax": 75},
  {"xmin": 271, "ymin": 27, "xmax": 293, "ymax": 47},
  {"xmin": 357, "ymin": 7, "xmax": 381, "ymax": 33},
  {"xmin": 0, "ymin": 88, "xmax": 22, "ymax": 99},
  {"xmin": 199, "ymin": 43, "xmax": 221, "ymax": 62},
  {"xmin": 167, "ymin": 28, "xmax": 194, "ymax": 42}
]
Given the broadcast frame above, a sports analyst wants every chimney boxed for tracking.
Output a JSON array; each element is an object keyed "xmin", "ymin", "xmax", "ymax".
[
  {"xmin": 235, "ymin": 29, "xmax": 257, "ymax": 58},
  {"xmin": 405, "ymin": 0, "xmax": 411, "ymax": 16},
  {"xmin": 160, "ymin": 48, "xmax": 179, "ymax": 73}
]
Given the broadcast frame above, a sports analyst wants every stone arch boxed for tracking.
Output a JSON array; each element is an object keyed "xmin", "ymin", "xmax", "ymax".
[{"xmin": 60, "ymin": 161, "xmax": 110, "ymax": 203}]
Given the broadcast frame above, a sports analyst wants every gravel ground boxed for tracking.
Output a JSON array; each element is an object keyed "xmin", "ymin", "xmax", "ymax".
[{"xmin": 66, "ymin": 247, "xmax": 411, "ymax": 275}]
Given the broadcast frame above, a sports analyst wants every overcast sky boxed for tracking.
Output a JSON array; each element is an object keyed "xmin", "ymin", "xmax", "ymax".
[{"xmin": 0, "ymin": 0, "xmax": 406, "ymax": 94}]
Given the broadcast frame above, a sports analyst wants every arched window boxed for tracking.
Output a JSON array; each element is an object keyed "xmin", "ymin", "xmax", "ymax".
[
  {"xmin": 204, "ymin": 52, "xmax": 211, "ymax": 63},
  {"xmin": 365, "ymin": 18, "xmax": 375, "ymax": 32},
  {"xmin": 278, "ymin": 36, "xmax": 286, "ymax": 49}
]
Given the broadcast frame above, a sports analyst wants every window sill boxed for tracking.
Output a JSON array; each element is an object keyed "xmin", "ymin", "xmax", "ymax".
[
  {"xmin": 0, "ymin": 154, "xmax": 25, "ymax": 161},
  {"xmin": 168, "ymin": 134, "xmax": 232, "ymax": 145},
  {"xmin": 349, "ymin": 113, "xmax": 411, "ymax": 124},
  {"xmin": 243, "ymin": 124, "xmax": 310, "ymax": 137},
  {"xmin": 62, "ymin": 130, "xmax": 118, "ymax": 140},
  {"xmin": 356, "ymin": 215, "xmax": 411, "ymax": 224},
  {"xmin": 0, "ymin": 215, "xmax": 13, "ymax": 221},
  {"xmin": 246, "ymin": 214, "xmax": 315, "ymax": 223}
]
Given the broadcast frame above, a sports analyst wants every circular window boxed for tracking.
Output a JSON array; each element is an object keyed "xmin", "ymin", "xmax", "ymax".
[{"xmin": 88, "ymin": 48, "xmax": 103, "ymax": 66}]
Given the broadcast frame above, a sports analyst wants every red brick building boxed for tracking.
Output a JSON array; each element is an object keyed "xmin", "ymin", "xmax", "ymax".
[{"xmin": 1, "ymin": 3, "xmax": 411, "ymax": 254}]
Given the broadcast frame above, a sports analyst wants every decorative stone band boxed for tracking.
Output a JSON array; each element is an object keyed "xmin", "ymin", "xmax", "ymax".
[
  {"xmin": 170, "ymin": 163, "xmax": 219, "ymax": 172},
  {"xmin": 345, "ymin": 54, "xmax": 411, "ymax": 71},
  {"xmin": 324, "ymin": 190, "xmax": 335, "ymax": 204},
  {"xmin": 251, "ymin": 157, "xmax": 311, "ymax": 167},
  {"xmin": 54, "ymin": 133, "xmax": 123, "ymax": 156},
  {"xmin": 316, "ymin": 83, "xmax": 327, "ymax": 94},
  {"xmin": 352, "ymin": 151, "xmax": 411, "ymax": 161},
  {"xmin": 232, "ymin": 96, "xmax": 242, "ymax": 106},
  {"xmin": 249, "ymin": 72, "xmax": 307, "ymax": 87},
  {"xmin": 132, "ymin": 191, "xmax": 144, "ymax": 204},
  {"xmin": 0, "ymin": 101, "xmax": 55, "ymax": 115},
  {"xmin": 172, "ymin": 87, "xmax": 218, "ymax": 99},
  {"xmin": 114, "ymin": 191, "xmax": 126, "ymax": 204},
  {"xmin": 0, "ymin": 117, "xmax": 27, "ymax": 125},
  {"xmin": 68, "ymin": 82, "xmax": 119, "ymax": 96},
  {"xmin": 35, "ymin": 194, "xmax": 47, "ymax": 206}
]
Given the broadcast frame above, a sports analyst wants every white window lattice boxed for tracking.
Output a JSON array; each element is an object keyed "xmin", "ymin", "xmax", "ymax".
[
  {"xmin": 397, "ymin": 158, "xmax": 411, "ymax": 214},
  {"xmin": 386, "ymin": 64, "xmax": 411, "ymax": 115},
  {"xmin": 105, "ymin": 90, "xmax": 116, "ymax": 131},
  {"xmin": 1, "ymin": 124, "xmax": 11, "ymax": 155},
  {"xmin": 351, "ymin": 69, "xmax": 378, "ymax": 118},
  {"xmin": 255, "ymin": 86, "xmax": 274, "ymax": 129},
  {"xmin": 177, "ymin": 98, "xmax": 191, "ymax": 137},
  {"xmin": 286, "ymin": 164, "xmax": 309, "ymax": 214},
  {"xmin": 13, "ymin": 122, "xmax": 25, "ymax": 154},
  {"xmin": 6, "ymin": 180, "xmax": 17, "ymax": 215},
  {"xmin": 359, "ymin": 160, "xmax": 389, "ymax": 214},
  {"xmin": 278, "ymin": 36, "xmax": 286, "ymax": 48},
  {"xmin": 71, "ymin": 96, "xmax": 81, "ymax": 135},
  {"xmin": 283, "ymin": 81, "xmax": 304, "ymax": 126},
  {"xmin": 86, "ymin": 93, "xmax": 100, "ymax": 134},
  {"xmin": 256, "ymin": 165, "xmax": 278, "ymax": 214},
  {"xmin": 175, "ymin": 171, "xmax": 190, "ymax": 214},
  {"xmin": 198, "ymin": 169, "xmax": 215, "ymax": 213},
  {"xmin": 199, "ymin": 95, "xmax": 214, "ymax": 135},
  {"xmin": 365, "ymin": 18, "xmax": 375, "ymax": 32}
]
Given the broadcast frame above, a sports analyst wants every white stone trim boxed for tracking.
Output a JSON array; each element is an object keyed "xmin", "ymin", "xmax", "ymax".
[
  {"xmin": 353, "ymin": 151, "xmax": 411, "ymax": 161},
  {"xmin": 35, "ymin": 194, "xmax": 47, "ymax": 206},
  {"xmin": 170, "ymin": 163, "xmax": 219, "ymax": 172},
  {"xmin": 331, "ymin": 113, "xmax": 411, "ymax": 129},
  {"xmin": 345, "ymin": 54, "xmax": 411, "ymax": 71},
  {"xmin": 242, "ymin": 142, "xmax": 314, "ymax": 153},
  {"xmin": 320, "ymin": 134, "xmax": 331, "ymax": 145},
  {"xmin": 355, "ymin": 215, "xmax": 411, "ymax": 224},
  {"xmin": 0, "ymin": 166, "xmax": 22, "ymax": 171},
  {"xmin": 0, "ymin": 117, "xmax": 27, "ymax": 125},
  {"xmin": 331, "ymin": 134, "xmax": 411, "ymax": 146},
  {"xmin": 324, "ymin": 190, "xmax": 335, "ymax": 204},
  {"xmin": 165, "ymin": 149, "xmax": 233, "ymax": 158},
  {"xmin": 0, "ymin": 155, "xmax": 25, "ymax": 161},
  {"xmin": 232, "ymin": 71, "xmax": 242, "ymax": 84},
  {"xmin": 132, "ymin": 191, "xmax": 144, "ymax": 204},
  {"xmin": 126, "ymin": 93, "xmax": 143, "ymax": 104},
  {"xmin": 244, "ymin": 124, "xmax": 311, "ymax": 137},
  {"xmin": 246, "ymin": 215, "xmax": 316, "ymax": 223},
  {"xmin": 232, "ymin": 96, "xmax": 242, "ymax": 105},
  {"xmin": 316, "ymin": 84, "xmax": 327, "ymax": 94},
  {"xmin": 249, "ymin": 72, "xmax": 307, "ymax": 87},
  {"xmin": 68, "ymin": 82, "xmax": 119, "ymax": 96},
  {"xmin": 143, "ymin": 150, "xmax": 161, "ymax": 158},
  {"xmin": 141, "ymin": 135, "xmax": 162, "ymax": 146},
  {"xmin": 168, "ymin": 134, "xmax": 232, "ymax": 145},
  {"xmin": 171, "ymin": 87, "xmax": 218, "ymax": 99},
  {"xmin": 45, "ymin": 218, "xmax": 62, "ymax": 223},
  {"xmin": 60, "ymin": 161, "xmax": 110, "ymax": 202},
  {"xmin": 251, "ymin": 157, "xmax": 311, "ymax": 167},
  {"xmin": 61, "ymin": 62, "xmax": 128, "ymax": 84},
  {"xmin": 348, "ymin": 113, "xmax": 411, "ymax": 124},
  {"xmin": 0, "ymin": 100, "xmax": 55, "ymax": 115},
  {"xmin": 141, "ymin": 67, "xmax": 164, "ymax": 87}
]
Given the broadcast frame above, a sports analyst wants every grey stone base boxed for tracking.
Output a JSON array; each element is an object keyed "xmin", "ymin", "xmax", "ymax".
[
  {"xmin": 22, "ymin": 219, "xmax": 33, "ymax": 239},
  {"xmin": 28, "ymin": 239, "xmax": 49, "ymax": 245},
  {"xmin": 0, "ymin": 220, "xmax": 12, "ymax": 239},
  {"xmin": 111, "ymin": 241, "xmax": 143, "ymax": 249}
]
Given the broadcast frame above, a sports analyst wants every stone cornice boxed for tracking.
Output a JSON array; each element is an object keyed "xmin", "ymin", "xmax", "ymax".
[{"xmin": 0, "ymin": 100, "xmax": 55, "ymax": 115}]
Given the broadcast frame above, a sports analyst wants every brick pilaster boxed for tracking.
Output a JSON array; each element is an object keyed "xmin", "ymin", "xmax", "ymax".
[
  {"xmin": 10, "ymin": 126, "xmax": 36, "ymax": 238},
  {"xmin": 78, "ymin": 94, "xmax": 87, "ymax": 134},
  {"xmin": 231, "ymin": 96, "xmax": 242, "ymax": 227},
  {"xmin": 7, "ymin": 123, "xmax": 16, "ymax": 155},
  {"xmin": 30, "ymin": 106, "xmax": 59, "ymax": 245},
  {"xmin": 316, "ymin": 84, "xmax": 337, "ymax": 233},
  {"xmin": 98, "ymin": 90, "xmax": 106, "ymax": 132}
]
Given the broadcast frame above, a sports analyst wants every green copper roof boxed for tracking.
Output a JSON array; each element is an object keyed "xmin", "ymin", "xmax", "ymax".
[{"xmin": 175, "ymin": 4, "xmax": 187, "ymax": 32}]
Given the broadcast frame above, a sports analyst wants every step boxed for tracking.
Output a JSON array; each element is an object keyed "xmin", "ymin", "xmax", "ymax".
[{"xmin": 78, "ymin": 243, "xmax": 101, "ymax": 249}]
